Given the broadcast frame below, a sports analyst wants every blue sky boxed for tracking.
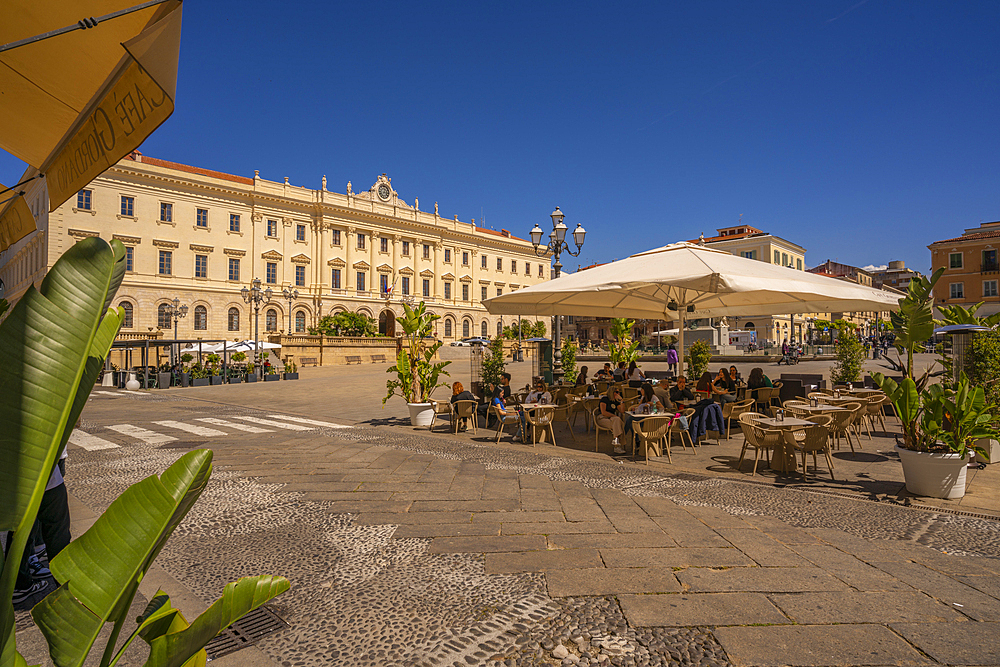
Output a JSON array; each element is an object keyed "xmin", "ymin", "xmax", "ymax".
[{"xmin": 3, "ymin": 0, "xmax": 998, "ymax": 274}]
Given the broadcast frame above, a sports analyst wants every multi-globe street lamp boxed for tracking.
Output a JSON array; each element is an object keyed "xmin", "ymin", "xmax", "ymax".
[
  {"xmin": 282, "ymin": 287, "xmax": 299, "ymax": 333},
  {"xmin": 163, "ymin": 297, "xmax": 188, "ymax": 365},
  {"xmin": 241, "ymin": 278, "xmax": 272, "ymax": 374},
  {"xmin": 528, "ymin": 207, "xmax": 586, "ymax": 381}
]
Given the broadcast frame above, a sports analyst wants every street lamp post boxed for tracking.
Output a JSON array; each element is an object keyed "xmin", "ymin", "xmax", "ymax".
[
  {"xmin": 241, "ymin": 278, "xmax": 273, "ymax": 376},
  {"xmin": 282, "ymin": 287, "xmax": 299, "ymax": 334},
  {"xmin": 529, "ymin": 207, "xmax": 586, "ymax": 382},
  {"xmin": 164, "ymin": 297, "xmax": 188, "ymax": 365}
]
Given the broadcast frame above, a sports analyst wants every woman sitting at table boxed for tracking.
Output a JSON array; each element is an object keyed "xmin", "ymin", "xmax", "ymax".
[
  {"xmin": 450, "ymin": 381, "xmax": 476, "ymax": 431},
  {"xmin": 623, "ymin": 382, "xmax": 665, "ymax": 444},
  {"xmin": 597, "ymin": 386, "xmax": 627, "ymax": 455},
  {"xmin": 626, "ymin": 361, "xmax": 645, "ymax": 383},
  {"xmin": 746, "ymin": 367, "xmax": 773, "ymax": 403},
  {"xmin": 729, "ymin": 365, "xmax": 742, "ymax": 383},
  {"xmin": 526, "ymin": 379, "xmax": 552, "ymax": 404},
  {"xmin": 489, "ymin": 384, "xmax": 526, "ymax": 442},
  {"xmin": 713, "ymin": 368, "xmax": 737, "ymax": 404},
  {"xmin": 696, "ymin": 372, "xmax": 714, "ymax": 395},
  {"xmin": 575, "ymin": 365, "xmax": 589, "ymax": 387}
]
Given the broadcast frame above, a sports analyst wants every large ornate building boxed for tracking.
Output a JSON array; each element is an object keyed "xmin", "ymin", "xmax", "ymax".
[{"xmin": 0, "ymin": 152, "xmax": 549, "ymax": 341}]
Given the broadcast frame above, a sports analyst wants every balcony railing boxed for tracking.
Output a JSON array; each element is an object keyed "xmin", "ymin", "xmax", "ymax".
[{"xmin": 982, "ymin": 263, "xmax": 999, "ymax": 274}]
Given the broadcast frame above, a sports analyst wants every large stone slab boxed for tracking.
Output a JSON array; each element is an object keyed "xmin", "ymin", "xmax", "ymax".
[
  {"xmin": 676, "ymin": 566, "xmax": 848, "ymax": 593},
  {"xmin": 548, "ymin": 533, "xmax": 678, "ymax": 550},
  {"xmin": 891, "ymin": 622, "xmax": 1000, "ymax": 665},
  {"xmin": 619, "ymin": 593, "xmax": 788, "ymax": 627},
  {"xmin": 873, "ymin": 560, "xmax": 1000, "ymax": 621},
  {"xmin": 716, "ymin": 528, "xmax": 812, "ymax": 567},
  {"xmin": 769, "ymin": 591, "xmax": 966, "ymax": 623},
  {"xmin": 546, "ymin": 568, "xmax": 682, "ymax": 597},
  {"xmin": 601, "ymin": 547, "xmax": 753, "ymax": 569},
  {"xmin": 501, "ymin": 521, "xmax": 616, "ymax": 535},
  {"xmin": 391, "ymin": 522, "xmax": 500, "ymax": 538},
  {"xmin": 355, "ymin": 511, "xmax": 471, "ymax": 525},
  {"xmin": 558, "ymin": 496, "xmax": 608, "ymax": 522},
  {"xmin": 472, "ymin": 511, "xmax": 565, "ymax": 523},
  {"xmin": 682, "ymin": 505, "xmax": 754, "ymax": 530},
  {"xmin": 485, "ymin": 548, "xmax": 603, "ymax": 574},
  {"xmin": 410, "ymin": 499, "xmax": 519, "ymax": 512},
  {"xmin": 740, "ymin": 515, "xmax": 823, "ymax": 544},
  {"xmin": 427, "ymin": 535, "xmax": 545, "ymax": 553},
  {"xmin": 310, "ymin": 499, "xmax": 413, "ymax": 513},
  {"xmin": 651, "ymin": 516, "xmax": 732, "ymax": 548},
  {"xmin": 714, "ymin": 625, "xmax": 932, "ymax": 666},
  {"xmin": 791, "ymin": 544, "xmax": 916, "ymax": 592}
]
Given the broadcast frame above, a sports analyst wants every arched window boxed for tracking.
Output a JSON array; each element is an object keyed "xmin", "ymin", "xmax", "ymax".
[
  {"xmin": 228, "ymin": 307, "xmax": 240, "ymax": 331},
  {"xmin": 119, "ymin": 301, "xmax": 133, "ymax": 328},
  {"xmin": 444, "ymin": 318, "xmax": 452, "ymax": 338},
  {"xmin": 462, "ymin": 320, "xmax": 470, "ymax": 338},
  {"xmin": 295, "ymin": 310, "xmax": 306, "ymax": 333},
  {"xmin": 481, "ymin": 321, "xmax": 488, "ymax": 338},
  {"xmin": 265, "ymin": 308, "xmax": 278, "ymax": 332},
  {"xmin": 157, "ymin": 303, "xmax": 171, "ymax": 330},
  {"xmin": 194, "ymin": 305, "xmax": 207, "ymax": 331},
  {"xmin": 497, "ymin": 321, "xmax": 503, "ymax": 338},
  {"xmin": 745, "ymin": 322, "xmax": 755, "ymax": 330}
]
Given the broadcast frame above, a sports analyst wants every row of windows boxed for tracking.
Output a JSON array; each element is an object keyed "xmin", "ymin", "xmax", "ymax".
[
  {"xmin": 771, "ymin": 250, "xmax": 803, "ymax": 270},
  {"xmin": 949, "ymin": 281, "xmax": 999, "ymax": 300},
  {"xmin": 330, "ymin": 268, "xmax": 503, "ymax": 300},
  {"xmin": 135, "ymin": 301, "xmax": 308, "ymax": 333},
  {"xmin": 949, "ymin": 250, "xmax": 999, "ymax": 270}
]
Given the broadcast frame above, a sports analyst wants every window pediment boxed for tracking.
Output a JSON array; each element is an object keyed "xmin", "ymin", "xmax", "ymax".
[
  {"xmin": 460, "ymin": 274, "xmax": 472, "ymax": 283},
  {"xmin": 224, "ymin": 248, "xmax": 246, "ymax": 256},
  {"xmin": 353, "ymin": 260, "xmax": 370, "ymax": 270},
  {"xmin": 327, "ymin": 257, "xmax": 346, "ymax": 267},
  {"xmin": 291, "ymin": 253, "xmax": 311, "ymax": 264},
  {"xmin": 419, "ymin": 269, "xmax": 434, "ymax": 278},
  {"xmin": 153, "ymin": 239, "xmax": 179, "ymax": 248},
  {"xmin": 261, "ymin": 250, "xmax": 283, "ymax": 260},
  {"xmin": 190, "ymin": 244, "xmax": 214, "ymax": 253},
  {"xmin": 376, "ymin": 263, "xmax": 393, "ymax": 273},
  {"xmin": 441, "ymin": 272, "xmax": 456, "ymax": 281},
  {"xmin": 398, "ymin": 266, "xmax": 414, "ymax": 275}
]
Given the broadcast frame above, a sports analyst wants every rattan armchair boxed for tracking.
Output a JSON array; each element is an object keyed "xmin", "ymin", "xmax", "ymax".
[
  {"xmin": 451, "ymin": 399, "xmax": 479, "ymax": 435},
  {"xmin": 633, "ymin": 415, "xmax": 674, "ymax": 465},
  {"xmin": 784, "ymin": 425, "xmax": 835, "ymax": 481},
  {"xmin": 722, "ymin": 399, "xmax": 755, "ymax": 441}
]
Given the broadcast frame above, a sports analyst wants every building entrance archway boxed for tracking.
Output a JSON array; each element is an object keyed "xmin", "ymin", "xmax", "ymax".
[{"xmin": 379, "ymin": 309, "xmax": 396, "ymax": 337}]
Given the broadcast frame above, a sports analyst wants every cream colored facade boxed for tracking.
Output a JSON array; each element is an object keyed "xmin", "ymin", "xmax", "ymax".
[{"xmin": 0, "ymin": 153, "xmax": 549, "ymax": 341}]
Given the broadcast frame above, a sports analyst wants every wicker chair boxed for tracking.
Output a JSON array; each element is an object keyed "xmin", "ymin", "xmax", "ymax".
[
  {"xmin": 721, "ymin": 399, "xmax": 755, "ymax": 441},
  {"xmin": 549, "ymin": 402, "xmax": 575, "ymax": 441},
  {"xmin": 828, "ymin": 402, "xmax": 861, "ymax": 454},
  {"xmin": 770, "ymin": 381, "xmax": 784, "ymax": 406},
  {"xmin": 784, "ymin": 425, "xmax": 835, "ymax": 481},
  {"xmin": 493, "ymin": 404, "xmax": 522, "ymax": 443},
  {"xmin": 633, "ymin": 415, "xmax": 674, "ymax": 465},
  {"xmin": 451, "ymin": 400, "xmax": 479, "ymax": 435},
  {"xmin": 668, "ymin": 407, "xmax": 697, "ymax": 451},
  {"xmin": 525, "ymin": 405, "xmax": 556, "ymax": 445},
  {"xmin": 593, "ymin": 407, "xmax": 615, "ymax": 452},
  {"xmin": 865, "ymin": 393, "xmax": 889, "ymax": 433},
  {"xmin": 737, "ymin": 412, "xmax": 778, "ymax": 476},
  {"xmin": 429, "ymin": 398, "xmax": 454, "ymax": 432}
]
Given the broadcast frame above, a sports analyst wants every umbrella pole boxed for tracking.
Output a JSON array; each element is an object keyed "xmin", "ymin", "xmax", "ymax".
[{"xmin": 678, "ymin": 308, "xmax": 685, "ymax": 379}]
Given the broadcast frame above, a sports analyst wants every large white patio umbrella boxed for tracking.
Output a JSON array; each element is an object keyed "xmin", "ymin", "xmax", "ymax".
[{"xmin": 484, "ymin": 242, "xmax": 899, "ymax": 375}]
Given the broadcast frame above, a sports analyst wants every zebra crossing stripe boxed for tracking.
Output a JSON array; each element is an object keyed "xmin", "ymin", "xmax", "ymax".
[
  {"xmin": 68, "ymin": 430, "xmax": 120, "ymax": 451},
  {"xmin": 93, "ymin": 391, "xmax": 123, "ymax": 398},
  {"xmin": 266, "ymin": 415, "xmax": 351, "ymax": 429},
  {"xmin": 195, "ymin": 417, "xmax": 274, "ymax": 433},
  {"xmin": 107, "ymin": 424, "xmax": 177, "ymax": 445},
  {"xmin": 153, "ymin": 420, "xmax": 228, "ymax": 437},
  {"xmin": 232, "ymin": 416, "xmax": 314, "ymax": 431}
]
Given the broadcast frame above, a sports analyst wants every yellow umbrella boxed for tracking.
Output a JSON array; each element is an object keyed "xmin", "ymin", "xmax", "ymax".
[{"xmin": 0, "ymin": 0, "xmax": 183, "ymax": 252}]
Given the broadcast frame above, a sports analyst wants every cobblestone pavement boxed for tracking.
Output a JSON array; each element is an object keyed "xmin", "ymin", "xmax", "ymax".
[{"xmin": 16, "ymin": 387, "xmax": 1000, "ymax": 667}]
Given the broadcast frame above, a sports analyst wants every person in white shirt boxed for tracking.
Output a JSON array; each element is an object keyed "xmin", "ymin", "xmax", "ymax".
[
  {"xmin": 525, "ymin": 380, "xmax": 552, "ymax": 404},
  {"xmin": 627, "ymin": 361, "xmax": 645, "ymax": 382}
]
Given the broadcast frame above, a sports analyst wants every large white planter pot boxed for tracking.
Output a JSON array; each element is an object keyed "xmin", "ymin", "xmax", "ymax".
[
  {"xmin": 974, "ymin": 438, "xmax": 999, "ymax": 465},
  {"xmin": 125, "ymin": 373, "xmax": 141, "ymax": 392},
  {"xmin": 896, "ymin": 445, "xmax": 969, "ymax": 500},
  {"xmin": 407, "ymin": 402, "xmax": 435, "ymax": 427}
]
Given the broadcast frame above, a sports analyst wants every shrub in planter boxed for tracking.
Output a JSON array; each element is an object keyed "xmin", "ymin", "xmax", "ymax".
[
  {"xmin": 283, "ymin": 360, "xmax": 299, "ymax": 380},
  {"xmin": 687, "ymin": 339, "xmax": 712, "ymax": 381},
  {"xmin": 383, "ymin": 301, "xmax": 451, "ymax": 426}
]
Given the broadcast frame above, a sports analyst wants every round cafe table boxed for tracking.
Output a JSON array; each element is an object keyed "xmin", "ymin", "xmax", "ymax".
[{"xmin": 755, "ymin": 416, "xmax": 814, "ymax": 472}]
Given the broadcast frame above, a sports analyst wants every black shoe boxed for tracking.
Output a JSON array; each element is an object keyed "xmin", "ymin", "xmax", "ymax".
[
  {"xmin": 12, "ymin": 580, "xmax": 48, "ymax": 609},
  {"xmin": 27, "ymin": 554, "xmax": 51, "ymax": 579}
]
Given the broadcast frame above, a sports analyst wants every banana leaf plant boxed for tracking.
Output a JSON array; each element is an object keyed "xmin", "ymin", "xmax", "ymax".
[
  {"xmin": 383, "ymin": 301, "xmax": 450, "ymax": 405},
  {"xmin": 608, "ymin": 317, "xmax": 641, "ymax": 365},
  {"xmin": 0, "ymin": 237, "xmax": 288, "ymax": 667}
]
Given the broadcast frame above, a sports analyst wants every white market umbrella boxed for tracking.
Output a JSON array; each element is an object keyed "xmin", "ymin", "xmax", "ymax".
[{"xmin": 484, "ymin": 242, "xmax": 899, "ymax": 375}]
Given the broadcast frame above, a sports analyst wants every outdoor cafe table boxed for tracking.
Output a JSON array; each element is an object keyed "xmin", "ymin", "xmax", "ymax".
[
  {"xmin": 755, "ymin": 416, "xmax": 815, "ymax": 472},
  {"xmin": 795, "ymin": 404, "xmax": 848, "ymax": 414},
  {"xmin": 519, "ymin": 402, "xmax": 554, "ymax": 444}
]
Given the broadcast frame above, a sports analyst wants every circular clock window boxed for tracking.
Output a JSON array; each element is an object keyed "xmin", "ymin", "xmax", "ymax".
[{"xmin": 378, "ymin": 184, "xmax": 391, "ymax": 201}]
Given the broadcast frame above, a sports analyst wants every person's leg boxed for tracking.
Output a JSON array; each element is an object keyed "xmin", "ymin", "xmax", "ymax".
[
  {"xmin": 36, "ymin": 483, "xmax": 71, "ymax": 561},
  {"xmin": 611, "ymin": 416, "xmax": 625, "ymax": 438}
]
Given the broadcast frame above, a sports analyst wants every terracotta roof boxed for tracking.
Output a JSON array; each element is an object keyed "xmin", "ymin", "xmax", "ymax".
[
  {"xmin": 475, "ymin": 226, "xmax": 528, "ymax": 243},
  {"xmin": 687, "ymin": 231, "xmax": 764, "ymax": 243},
  {"xmin": 123, "ymin": 152, "xmax": 253, "ymax": 185},
  {"xmin": 929, "ymin": 224, "xmax": 1000, "ymax": 246}
]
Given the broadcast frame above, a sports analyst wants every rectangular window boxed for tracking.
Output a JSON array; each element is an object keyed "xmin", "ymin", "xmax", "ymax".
[
  {"xmin": 497, "ymin": 257, "xmax": 503, "ymax": 271},
  {"xmin": 511, "ymin": 260, "xmax": 516, "ymax": 273},
  {"xmin": 985, "ymin": 280, "xmax": 998, "ymax": 298},
  {"xmin": 402, "ymin": 241, "xmax": 410, "ymax": 255},
  {"xmin": 481, "ymin": 286, "xmax": 487, "ymax": 301},
  {"xmin": 481, "ymin": 254, "xmax": 487, "ymax": 269},
  {"xmin": 228, "ymin": 257, "xmax": 240, "ymax": 281},
  {"xmin": 295, "ymin": 265, "xmax": 306, "ymax": 287},
  {"xmin": 121, "ymin": 195, "xmax": 134, "ymax": 217},
  {"xmin": 423, "ymin": 244, "xmax": 430, "ymax": 259},
  {"xmin": 266, "ymin": 262, "xmax": 277, "ymax": 284},
  {"xmin": 444, "ymin": 283, "xmax": 452, "ymax": 299},
  {"xmin": 950, "ymin": 282, "xmax": 964, "ymax": 299},
  {"xmin": 158, "ymin": 250, "xmax": 172, "ymax": 275},
  {"xmin": 444, "ymin": 248, "xmax": 451, "ymax": 263},
  {"xmin": 331, "ymin": 229, "xmax": 341, "ymax": 245},
  {"xmin": 380, "ymin": 237, "xmax": 388, "ymax": 253},
  {"xmin": 774, "ymin": 250, "xmax": 780, "ymax": 264},
  {"xmin": 160, "ymin": 202, "xmax": 172, "ymax": 223},
  {"xmin": 296, "ymin": 224, "xmax": 306, "ymax": 241},
  {"xmin": 357, "ymin": 233, "xmax": 366, "ymax": 250},
  {"xmin": 740, "ymin": 250, "xmax": 755, "ymax": 260},
  {"xmin": 950, "ymin": 252, "xmax": 963, "ymax": 269},
  {"xmin": 331, "ymin": 268, "xmax": 341, "ymax": 289},
  {"xmin": 267, "ymin": 219, "xmax": 277, "ymax": 237},
  {"xmin": 796, "ymin": 258, "xmax": 802, "ymax": 270},
  {"xmin": 525, "ymin": 262, "xmax": 530, "ymax": 275},
  {"xmin": 230, "ymin": 213, "xmax": 240, "ymax": 232},
  {"xmin": 196, "ymin": 208, "xmax": 208, "ymax": 227},
  {"xmin": 462, "ymin": 251, "xmax": 469, "ymax": 266},
  {"xmin": 538, "ymin": 265, "xmax": 543, "ymax": 278},
  {"xmin": 356, "ymin": 272, "xmax": 366, "ymax": 292},
  {"xmin": 496, "ymin": 287, "xmax": 503, "ymax": 297},
  {"xmin": 422, "ymin": 279, "xmax": 430, "ymax": 297},
  {"xmin": 984, "ymin": 249, "xmax": 998, "ymax": 271},
  {"xmin": 380, "ymin": 273, "xmax": 389, "ymax": 294},
  {"xmin": 77, "ymin": 189, "xmax": 92, "ymax": 210},
  {"xmin": 194, "ymin": 254, "xmax": 207, "ymax": 278},
  {"xmin": 401, "ymin": 276, "xmax": 410, "ymax": 295},
  {"xmin": 462, "ymin": 284, "xmax": 469, "ymax": 301},
  {"xmin": 781, "ymin": 252, "xmax": 788, "ymax": 266},
  {"xmin": 124, "ymin": 246, "xmax": 134, "ymax": 272}
]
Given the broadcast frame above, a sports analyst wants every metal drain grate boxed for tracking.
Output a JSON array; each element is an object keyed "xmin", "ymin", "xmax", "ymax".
[{"xmin": 204, "ymin": 606, "xmax": 288, "ymax": 660}]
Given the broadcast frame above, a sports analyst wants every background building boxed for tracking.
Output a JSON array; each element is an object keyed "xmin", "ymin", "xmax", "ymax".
[
  {"xmin": 928, "ymin": 221, "xmax": 1000, "ymax": 317},
  {"xmin": 805, "ymin": 260, "xmax": 893, "ymax": 337},
  {"xmin": 0, "ymin": 152, "xmax": 549, "ymax": 341},
  {"xmin": 871, "ymin": 260, "xmax": 922, "ymax": 292}
]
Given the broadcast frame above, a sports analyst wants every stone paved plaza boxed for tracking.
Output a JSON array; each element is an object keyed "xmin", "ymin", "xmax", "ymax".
[{"xmin": 14, "ymin": 352, "xmax": 1000, "ymax": 667}]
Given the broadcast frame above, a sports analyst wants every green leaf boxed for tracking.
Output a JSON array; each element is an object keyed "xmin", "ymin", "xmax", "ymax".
[
  {"xmin": 140, "ymin": 576, "xmax": 290, "ymax": 667},
  {"xmin": 31, "ymin": 450, "xmax": 213, "ymax": 667}
]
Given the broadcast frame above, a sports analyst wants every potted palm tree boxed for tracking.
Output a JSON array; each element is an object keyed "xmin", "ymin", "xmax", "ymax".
[
  {"xmin": 874, "ymin": 269, "xmax": 1000, "ymax": 499},
  {"xmin": 156, "ymin": 362, "xmax": 172, "ymax": 390},
  {"xmin": 283, "ymin": 360, "xmax": 299, "ymax": 380},
  {"xmin": 206, "ymin": 353, "xmax": 225, "ymax": 385},
  {"xmin": 178, "ymin": 353, "xmax": 193, "ymax": 387},
  {"xmin": 383, "ymin": 301, "xmax": 451, "ymax": 426}
]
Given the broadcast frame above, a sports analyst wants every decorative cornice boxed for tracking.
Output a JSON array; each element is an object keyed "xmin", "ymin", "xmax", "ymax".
[
  {"xmin": 460, "ymin": 274, "xmax": 473, "ymax": 283},
  {"xmin": 397, "ymin": 266, "xmax": 414, "ymax": 275},
  {"xmin": 153, "ymin": 239, "xmax": 179, "ymax": 248},
  {"xmin": 261, "ymin": 250, "xmax": 283, "ymax": 260},
  {"xmin": 441, "ymin": 272, "xmax": 456, "ymax": 281},
  {"xmin": 224, "ymin": 248, "xmax": 246, "ymax": 256},
  {"xmin": 478, "ymin": 279, "xmax": 491, "ymax": 285},
  {"xmin": 376, "ymin": 263, "xmax": 393, "ymax": 273},
  {"xmin": 419, "ymin": 269, "xmax": 434, "ymax": 278},
  {"xmin": 68, "ymin": 228, "xmax": 100, "ymax": 239},
  {"xmin": 291, "ymin": 253, "xmax": 311, "ymax": 264},
  {"xmin": 112, "ymin": 234, "xmax": 141, "ymax": 245},
  {"xmin": 327, "ymin": 258, "xmax": 346, "ymax": 267},
  {"xmin": 190, "ymin": 244, "xmax": 214, "ymax": 253},
  {"xmin": 493, "ymin": 281, "xmax": 506, "ymax": 287},
  {"xmin": 353, "ymin": 260, "xmax": 370, "ymax": 270}
]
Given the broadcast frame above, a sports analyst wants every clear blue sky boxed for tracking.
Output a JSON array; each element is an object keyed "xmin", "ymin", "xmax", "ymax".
[{"xmin": 3, "ymin": 0, "xmax": 998, "ymax": 274}]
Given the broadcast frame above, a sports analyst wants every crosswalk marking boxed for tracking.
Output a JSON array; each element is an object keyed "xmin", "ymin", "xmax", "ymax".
[
  {"xmin": 93, "ymin": 391, "xmax": 123, "ymax": 398},
  {"xmin": 232, "ymin": 416, "xmax": 314, "ymax": 431},
  {"xmin": 69, "ymin": 430, "xmax": 120, "ymax": 451},
  {"xmin": 107, "ymin": 424, "xmax": 177, "ymax": 445},
  {"xmin": 93, "ymin": 390, "xmax": 149, "ymax": 398},
  {"xmin": 266, "ymin": 415, "xmax": 351, "ymax": 429},
  {"xmin": 153, "ymin": 420, "xmax": 228, "ymax": 437},
  {"xmin": 195, "ymin": 418, "xmax": 274, "ymax": 434}
]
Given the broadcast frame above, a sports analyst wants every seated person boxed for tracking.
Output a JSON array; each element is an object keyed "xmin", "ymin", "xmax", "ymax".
[
  {"xmin": 575, "ymin": 365, "xmax": 589, "ymax": 387},
  {"xmin": 729, "ymin": 365, "xmax": 742, "ymax": 383},
  {"xmin": 612, "ymin": 362, "xmax": 627, "ymax": 381},
  {"xmin": 746, "ymin": 366, "xmax": 774, "ymax": 403},
  {"xmin": 712, "ymin": 368, "xmax": 737, "ymax": 404},
  {"xmin": 623, "ymin": 382, "xmax": 664, "ymax": 441},
  {"xmin": 525, "ymin": 379, "xmax": 552, "ymax": 404},
  {"xmin": 626, "ymin": 361, "xmax": 646, "ymax": 382},
  {"xmin": 652, "ymin": 378, "xmax": 675, "ymax": 410},
  {"xmin": 597, "ymin": 387, "xmax": 627, "ymax": 455},
  {"xmin": 696, "ymin": 371, "xmax": 714, "ymax": 394},
  {"xmin": 594, "ymin": 363, "xmax": 614, "ymax": 380},
  {"xmin": 670, "ymin": 376, "xmax": 696, "ymax": 404},
  {"xmin": 500, "ymin": 372, "xmax": 513, "ymax": 400},
  {"xmin": 450, "ymin": 381, "xmax": 476, "ymax": 430},
  {"xmin": 489, "ymin": 385, "xmax": 525, "ymax": 442}
]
